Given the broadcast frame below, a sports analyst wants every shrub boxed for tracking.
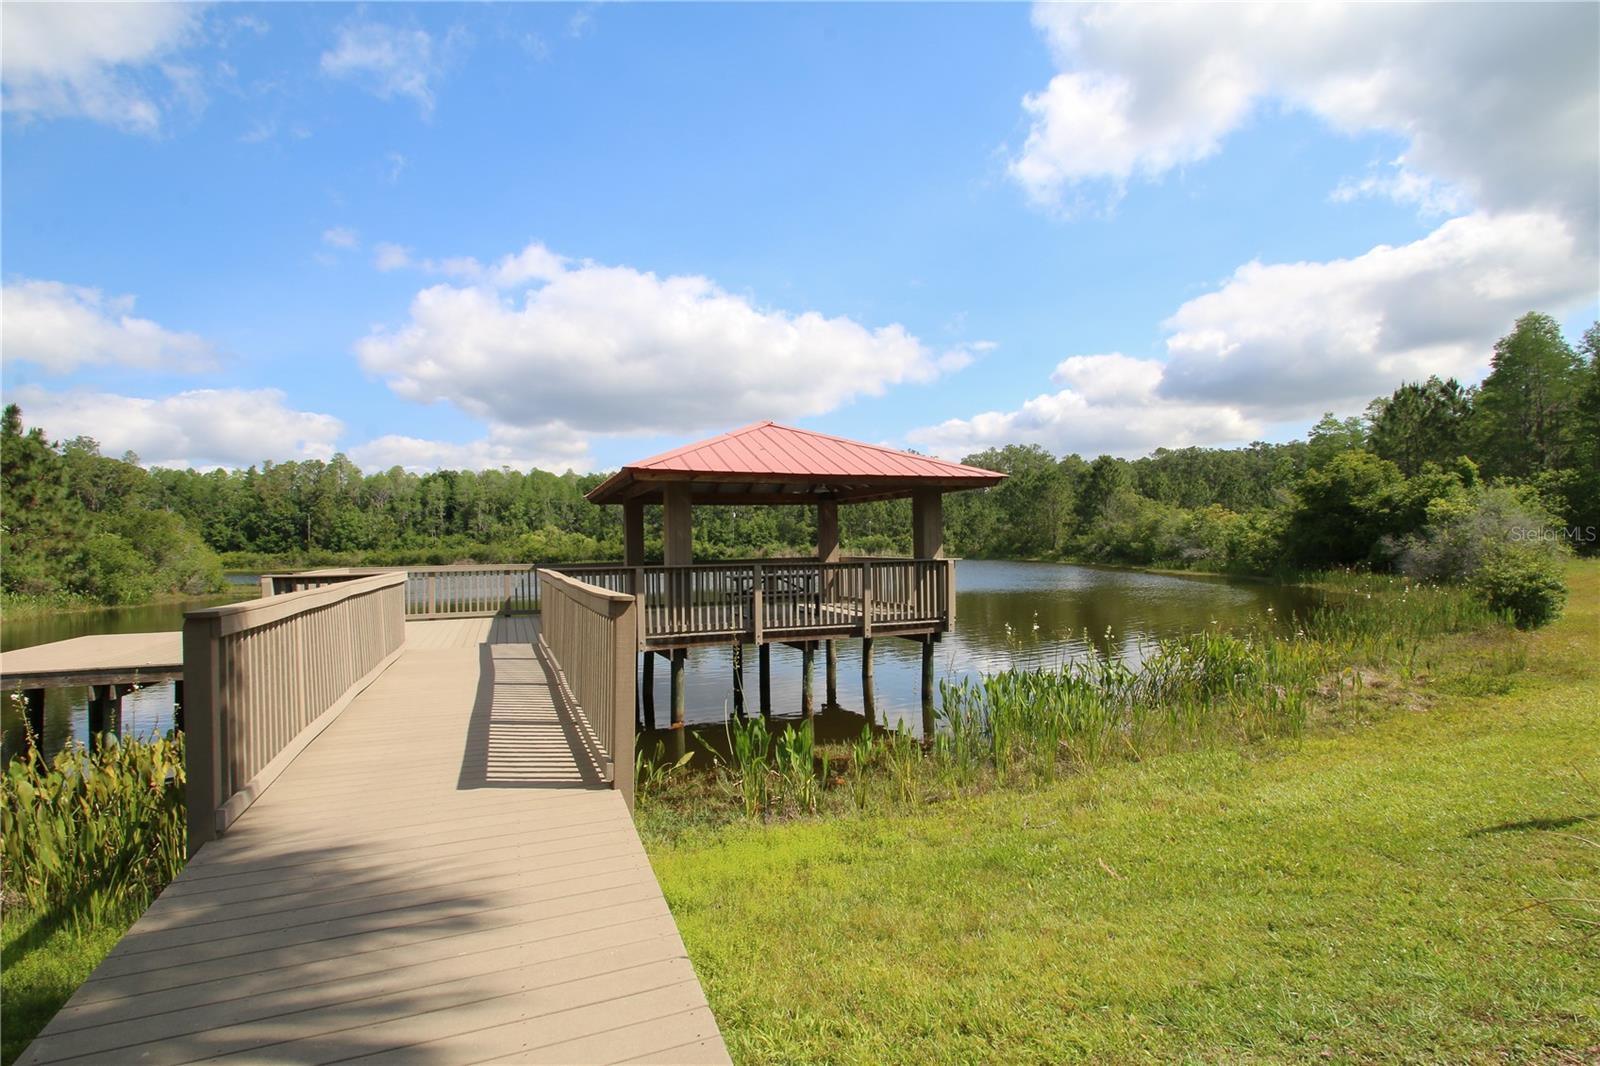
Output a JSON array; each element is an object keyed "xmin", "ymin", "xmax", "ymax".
[
  {"xmin": 1470, "ymin": 548, "xmax": 1568, "ymax": 629},
  {"xmin": 1400, "ymin": 484, "xmax": 1566, "ymax": 584}
]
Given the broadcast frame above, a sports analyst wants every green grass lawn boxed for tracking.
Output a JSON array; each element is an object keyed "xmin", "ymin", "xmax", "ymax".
[
  {"xmin": 1, "ymin": 903, "xmax": 144, "ymax": 1065},
  {"xmin": 646, "ymin": 564, "xmax": 1600, "ymax": 1063}
]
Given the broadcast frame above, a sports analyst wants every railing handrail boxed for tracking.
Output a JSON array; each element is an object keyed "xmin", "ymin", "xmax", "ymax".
[
  {"xmin": 184, "ymin": 572, "xmax": 407, "ymax": 856},
  {"xmin": 204, "ymin": 572, "xmax": 406, "ymax": 632},
  {"xmin": 536, "ymin": 569, "xmax": 637, "ymax": 808}
]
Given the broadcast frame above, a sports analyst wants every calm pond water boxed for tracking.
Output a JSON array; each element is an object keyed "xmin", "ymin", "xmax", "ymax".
[
  {"xmin": 644, "ymin": 559, "xmax": 1324, "ymax": 751},
  {"xmin": 1, "ymin": 562, "xmax": 1323, "ymax": 760},
  {"xmin": 0, "ymin": 577, "xmax": 258, "ymax": 760}
]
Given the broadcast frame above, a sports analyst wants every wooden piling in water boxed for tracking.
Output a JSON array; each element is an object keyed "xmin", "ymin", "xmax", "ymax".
[
  {"xmin": 670, "ymin": 649, "xmax": 686, "ymax": 728},
  {"xmin": 759, "ymin": 644, "xmax": 772, "ymax": 715},
  {"xmin": 801, "ymin": 642, "xmax": 815, "ymax": 717},
  {"xmin": 860, "ymin": 638, "xmax": 875, "ymax": 722},
  {"xmin": 825, "ymin": 640, "xmax": 838, "ymax": 706},
  {"xmin": 921, "ymin": 637, "xmax": 936, "ymax": 736}
]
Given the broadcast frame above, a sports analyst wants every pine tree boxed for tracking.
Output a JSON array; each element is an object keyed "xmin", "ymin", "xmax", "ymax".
[
  {"xmin": 1, "ymin": 405, "xmax": 85, "ymax": 595},
  {"xmin": 1474, "ymin": 312, "xmax": 1583, "ymax": 477}
]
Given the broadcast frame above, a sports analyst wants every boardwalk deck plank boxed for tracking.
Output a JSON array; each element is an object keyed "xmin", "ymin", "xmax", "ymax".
[{"xmin": 18, "ymin": 619, "xmax": 727, "ymax": 1066}]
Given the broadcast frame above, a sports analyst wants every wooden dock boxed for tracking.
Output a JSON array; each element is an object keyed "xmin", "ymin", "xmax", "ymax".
[
  {"xmin": 17, "ymin": 617, "xmax": 728, "ymax": 1065},
  {"xmin": 1, "ymin": 632, "xmax": 183, "ymax": 689}
]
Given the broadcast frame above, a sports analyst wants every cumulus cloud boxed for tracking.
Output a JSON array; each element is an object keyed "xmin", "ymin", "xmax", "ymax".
[
  {"xmin": 910, "ymin": 211, "xmax": 1596, "ymax": 459},
  {"xmin": 8, "ymin": 386, "xmax": 343, "ymax": 469},
  {"xmin": 1012, "ymin": 3, "xmax": 1599, "ymax": 229},
  {"xmin": 909, "ymin": 353, "xmax": 1259, "ymax": 460},
  {"xmin": 1157, "ymin": 211, "xmax": 1593, "ymax": 415},
  {"xmin": 1, "ymin": 2, "xmax": 204, "ymax": 132},
  {"xmin": 357, "ymin": 241, "xmax": 968, "ymax": 438},
  {"xmin": 2, "ymin": 279, "xmax": 217, "ymax": 374},
  {"xmin": 347, "ymin": 423, "xmax": 592, "ymax": 474},
  {"xmin": 320, "ymin": 20, "xmax": 452, "ymax": 118}
]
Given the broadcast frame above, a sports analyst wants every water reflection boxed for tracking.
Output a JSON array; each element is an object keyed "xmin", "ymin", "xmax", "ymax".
[
  {"xmin": 2, "ymin": 562, "xmax": 1323, "ymax": 759},
  {"xmin": 639, "ymin": 560, "xmax": 1323, "ymax": 742}
]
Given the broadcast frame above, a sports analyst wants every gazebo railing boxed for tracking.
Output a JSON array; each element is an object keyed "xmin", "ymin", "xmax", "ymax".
[{"xmin": 625, "ymin": 558, "xmax": 952, "ymax": 646}]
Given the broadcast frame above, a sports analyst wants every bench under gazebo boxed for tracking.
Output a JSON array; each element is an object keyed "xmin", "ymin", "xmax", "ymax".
[{"xmin": 580, "ymin": 421, "xmax": 1005, "ymax": 727}]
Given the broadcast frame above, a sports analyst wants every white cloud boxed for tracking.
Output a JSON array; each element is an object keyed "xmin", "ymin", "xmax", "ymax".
[
  {"xmin": 356, "ymin": 242, "xmax": 966, "ymax": 438},
  {"xmin": 347, "ymin": 423, "xmax": 592, "ymax": 474},
  {"xmin": 1, "ymin": 2, "xmax": 204, "ymax": 132},
  {"xmin": 1330, "ymin": 162, "xmax": 1468, "ymax": 217},
  {"xmin": 8, "ymin": 386, "xmax": 343, "ymax": 469},
  {"xmin": 1, "ymin": 279, "xmax": 217, "ymax": 374},
  {"xmin": 320, "ymin": 20, "xmax": 447, "ymax": 118},
  {"xmin": 321, "ymin": 226, "xmax": 360, "ymax": 250},
  {"xmin": 909, "ymin": 353, "xmax": 1259, "ymax": 460},
  {"xmin": 1012, "ymin": 3, "xmax": 1599, "ymax": 230},
  {"xmin": 911, "ymin": 210, "xmax": 1596, "ymax": 459},
  {"xmin": 1157, "ymin": 211, "xmax": 1594, "ymax": 416}
]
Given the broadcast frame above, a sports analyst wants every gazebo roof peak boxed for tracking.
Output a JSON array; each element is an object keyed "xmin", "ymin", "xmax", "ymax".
[{"xmin": 587, "ymin": 421, "xmax": 1004, "ymax": 506}]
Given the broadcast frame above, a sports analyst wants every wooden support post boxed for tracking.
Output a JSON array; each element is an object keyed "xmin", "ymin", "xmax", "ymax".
[
  {"xmin": 801, "ymin": 642, "xmax": 815, "ymax": 717},
  {"xmin": 183, "ymin": 615, "xmax": 223, "ymax": 857},
  {"xmin": 758, "ymin": 643, "xmax": 772, "ymax": 716},
  {"xmin": 623, "ymin": 498, "xmax": 646, "ymax": 566},
  {"xmin": 641, "ymin": 651, "xmax": 657, "ymax": 730},
  {"xmin": 22, "ymin": 688, "xmax": 45, "ymax": 752},
  {"xmin": 88, "ymin": 685, "xmax": 111, "ymax": 749},
  {"xmin": 825, "ymin": 640, "xmax": 838, "ymax": 706},
  {"xmin": 732, "ymin": 642, "xmax": 746, "ymax": 716},
  {"xmin": 921, "ymin": 637, "xmax": 936, "ymax": 736},
  {"xmin": 912, "ymin": 488, "xmax": 945, "ymax": 560},
  {"xmin": 670, "ymin": 649, "xmax": 686, "ymax": 728},
  {"xmin": 172, "ymin": 680, "xmax": 185, "ymax": 733},
  {"xmin": 860, "ymin": 638, "xmax": 876, "ymax": 723}
]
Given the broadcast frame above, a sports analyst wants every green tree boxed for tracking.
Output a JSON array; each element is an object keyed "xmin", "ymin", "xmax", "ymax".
[
  {"xmin": 1305, "ymin": 413, "xmax": 1368, "ymax": 469},
  {"xmin": 1366, "ymin": 377, "xmax": 1474, "ymax": 476},
  {"xmin": 1, "ymin": 405, "xmax": 85, "ymax": 596},
  {"xmin": 1474, "ymin": 312, "xmax": 1583, "ymax": 477}
]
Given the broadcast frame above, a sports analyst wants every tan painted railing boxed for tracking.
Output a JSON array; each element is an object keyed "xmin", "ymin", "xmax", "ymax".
[
  {"xmin": 536, "ymin": 569, "xmax": 638, "ymax": 808},
  {"xmin": 632, "ymin": 558, "xmax": 952, "ymax": 645},
  {"xmin": 183, "ymin": 572, "xmax": 407, "ymax": 855}
]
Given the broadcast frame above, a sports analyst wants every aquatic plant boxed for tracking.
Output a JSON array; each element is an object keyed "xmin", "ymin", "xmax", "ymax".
[{"xmin": 1, "ymin": 730, "xmax": 186, "ymax": 925}]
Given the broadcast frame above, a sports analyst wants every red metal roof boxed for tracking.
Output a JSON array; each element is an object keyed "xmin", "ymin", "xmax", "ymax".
[{"xmin": 587, "ymin": 421, "xmax": 1004, "ymax": 505}]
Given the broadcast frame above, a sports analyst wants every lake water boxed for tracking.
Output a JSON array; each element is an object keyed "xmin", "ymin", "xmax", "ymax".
[
  {"xmin": 1, "ymin": 562, "xmax": 1323, "ymax": 760},
  {"xmin": 0, "ymin": 581, "xmax": 258, "ymax": 760}
]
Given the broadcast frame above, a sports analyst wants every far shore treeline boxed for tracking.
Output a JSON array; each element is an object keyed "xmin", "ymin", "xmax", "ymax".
[{"xmin": 2, "ymin": 312, "xmax": 1596, "ymax": 611}]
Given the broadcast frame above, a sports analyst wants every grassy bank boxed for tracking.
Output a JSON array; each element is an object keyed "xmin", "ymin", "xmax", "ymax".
[{"xmin": 644, "ymin": 563, "xmax": 1600, "ymax": 1062}]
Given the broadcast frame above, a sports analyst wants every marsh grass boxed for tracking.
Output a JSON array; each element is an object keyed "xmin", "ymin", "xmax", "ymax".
[{"xmin": 637, "ymin": 575, "xmax": 1514, "ymax": 829}]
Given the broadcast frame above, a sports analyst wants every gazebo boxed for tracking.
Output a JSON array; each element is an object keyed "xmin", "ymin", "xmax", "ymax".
[{"xmin": 582, "ymin": 421, "xmax": 1004, "ymax": 728}]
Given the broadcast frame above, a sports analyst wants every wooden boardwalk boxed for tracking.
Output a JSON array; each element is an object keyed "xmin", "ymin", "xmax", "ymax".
[{"xmin": 18, "ymin": 617, "xmax": 728, "ymax": 1066}]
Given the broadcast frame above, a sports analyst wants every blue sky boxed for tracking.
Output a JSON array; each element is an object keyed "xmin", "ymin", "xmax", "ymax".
[{"xmin": 2, "ymin": 2, "xmax": 1596, "ymax": 472}]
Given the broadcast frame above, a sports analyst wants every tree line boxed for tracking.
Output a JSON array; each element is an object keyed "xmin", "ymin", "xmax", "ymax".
[{"xmin": 2, "ymin": 312, "xmax": 1594, "ymax": 607}]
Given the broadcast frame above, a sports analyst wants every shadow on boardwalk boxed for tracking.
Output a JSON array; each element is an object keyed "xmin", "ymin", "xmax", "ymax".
[
  {"xmin": 17, "ymin": 618, "xmax": 726, "ymax": 1065},
  {"xmin": 458, "ymin": 641, "xmax": 606, "ymax": 792}
]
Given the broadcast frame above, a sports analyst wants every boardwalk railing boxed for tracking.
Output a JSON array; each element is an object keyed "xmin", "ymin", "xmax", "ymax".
[
  {"xmin": 183, "ymin": 572, "xmax": 407, "ymax": 855},
  {"xmin": 259, "ymin": 556, "xmax": 953, "ymax": 645},
  {"xmin": 536, "ymin": 570, "xmax": 638, "ymax": 807}
]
